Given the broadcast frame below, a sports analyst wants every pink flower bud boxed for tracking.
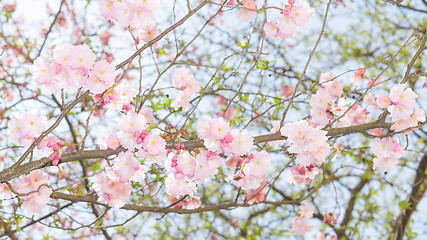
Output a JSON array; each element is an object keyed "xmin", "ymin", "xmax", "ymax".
[
  {"xmin": 52, "ymin": 159, "xmax": 59, "ymax": 166},
  {"xmin": 53, "ymin": 144, "xmax": 60, "ymax": 151}
]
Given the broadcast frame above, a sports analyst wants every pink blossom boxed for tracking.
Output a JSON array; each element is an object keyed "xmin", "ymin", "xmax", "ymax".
[
  {"xmin": 388, "ymin": 104, "xmax": 413, "ymax": 122},
  {"xmin": 142, "ymin": 134, "xmax": 166, "ymax": 155},
  {"xmin": 373, "ymin": 156, "xmax": 398, "ymax": 172},
  {"xmin": 289, "ymin": 1, "xmax": 315, "ymax": 27},
  {"xmin": 369, "ymin": 128, "xmax": 383, "ymax": 136},
  {"xmin": 299, "ymin": 203, "xmax": 314, "ymax": 219},
  {"xmin": 350, "ymin": 72, "xmax": 364, "ymax": 85},
  {"xmin": 371, "ymin": 137, "xmax": 403, "ymax": 172},
  {"xmin": 172, "ymin": 67, "xmax": 195, "ymax": 90},
  {"xmin": 288, "ymin": 164, "xmax": 319, "ymax": 185},
  {"xmin": 139, "ymin": 107, "xmax": 154, "ymax": 123},
  {"xmin": 235, "ymin": 0, "xmax": 257, "ymax": 22},
  {"xmin": 8, "ymin": 111, "xmax": 48, "ymax": 147},
  {"xmin": 319, "ymin": 71, "xmax": 334, "ymax": 85},
  {"xmin": 280, "ymin": 85, "xmax": 293, "ymax": 98},
  {"xmin": 389, "ymin": 84, "xmax": 417, "ymax": 108},
  {"xmin": 117, "ymin": 131, "xmax": 138, "ymax": 150},
  {"xmin": 263, "ymin": 22, "xmax": 280, "ymax": 38},
  {"xmin": 0, "ymin": 183, "xmax": 15, "ymax": 199},
  {"xmin": 112, "ymin": 151, "xmax": 147, "ymax": 183},
  {"xmin": 106, "ymin": 134, "xmax": 121, "ymax": 150},
  {"xmin": 21, "ymin": 186, "xmax": 52, "ymax": 214},
  {"xmin": 131, "ymin": 6, "xmax": 154, "ymax": 29},
  {"xmin": 165, "ymin": 174, "xmax": 197, "ymax": 197},
  {"xmin": 171, "ymin": 91, "xmax": 191, "ymax": 111},
  {"xmin": 196, "ymin": 117, "xmax": 213, "ymax": 139},
  {"xmin": 275, "ymin": 15, "xmax": 298, "ymax": 40},
  {"xmin": 165, "ymin": 195, "xmax": 200, "ymax": 209},
  {"xmin": 367, "ymin": 77, "xmax": 381, "ymax": 88},
  {"xmin": 92, "ymin": 173, "xmax": 132, "ymax": 208},
  {"xmin": 68, "ymin": 45, "xmax": 96, "ymax": 69},
  {"xmin": 97, "ymin": 0, "xmax": 115, "ymax": 19},
  {"xmin": 345, "ymin": 104, "xmax": 368, "ymax": 126},
  {"xmin": 244, "ymin": 179, "xmax": 267, "ymax": 204},
  {"xmin": 209, "ymin": 117, "xmax": 231, "ymax": 139},
  {"xmin": 176, "ymin": 151, "xmax": 196, "ymax": 177},
  {"xmin": 230, "ymin": 129, "xmax": 253, "ymax": 155},
  {"xmin": 225, "ymin": 155, "xmax": 243, "ymax": 169},
  {"xmin": 206, "ymin": 152, "xmax": 222, "ymax": 170},
  {"xmin": 111, "ymin": 0, "xmax": 134, "ymax": 28},
  {"xmin": 377, "ymin": 95, "xmax": 391, "ymax": 109},
  {"xmin": 30, "ymin": 56, "xmax": 55, "ymax": 87},
  {"xmin": 89, "ymin": 60, "xmax": 115, "ymax": 85},
  {"xmin": 281, "ymin": 120, "xmax": 330, "ymax": 166},
  {"xmin": 227, "ymin": 173, "xmax": 247, "ymax": 189},
  {"xmin": 52, "ymin": 44, "xmax": 72, "ymax": 66},
  {"xmin": 309, "ymin": 88, "xmax": 335, "ymax": 110},
  {"xmin": 119, "ymin": 111, "xmax": 147, "ymax": 133},
  {"xmin": 323, "ymin": 213, "xmax": 338, "ymax": 226},
  {"xmin": 243, "ymin": 150, "xmax": 271, "ymax": 177},
  {"xmin": 310, "ymin": 107, "xmax": 330, "ymax": 127},
  {"xmin": 193, "ymin": 154, "xmax": 217, "ymax": 184},
  {"xmin": 289, "ymin": 218, "xmax": 313, "ymax": 236},
  {"xmin": 363, "ymin": 93, "xmax": 376, "ymax": 106},
  {"xmin": 139, "ymin": 22, "xmax": 160, "ymax": 43},
  {"xmin": 317, "ymin": 72, "xmax": 343, "ymax": 99}
]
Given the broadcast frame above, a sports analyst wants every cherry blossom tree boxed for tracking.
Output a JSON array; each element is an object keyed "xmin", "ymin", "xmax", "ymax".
[{"xmin": 0, "ymin": 0, "xmax": 426, "ymax": 239}]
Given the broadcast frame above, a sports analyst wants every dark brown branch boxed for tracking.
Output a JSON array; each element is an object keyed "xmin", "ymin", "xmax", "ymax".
[
  {"xmin": 393, "ymin": 154, "xmax": 427, "ymax": 240},
  {"xmin": 0, "ymin": 119, "xmax": 393, "ymax": 183},
  {"xmin": 50, "ymin": 191, "xmax": 296, "ymax": 214},
  {"xmin": 336, "ymin": 177, "xmax": 370, "ymax": 239}
]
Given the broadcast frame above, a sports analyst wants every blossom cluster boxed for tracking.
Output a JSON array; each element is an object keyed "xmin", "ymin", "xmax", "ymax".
[
  {"xmin": 197, "ymin": 117, "xmax": 271, "ymax": 190},
  {"xmin": 98, "ymin": 0, "xmax": 160, "ymax": 43},
  {"xmin": 281, "ymin": 120, "xmax": 330, "ymax": 185},
  {"xmin": 97, "ymin": 82, "xmax": 138, "ymax": 113},
  {"xmin": 370, "ymin": 137, "xmax": 403, "ymax": 172},
  {"xmin": 281, "ymin": 120, "xmax": 330, "ymax": 167},
  {"xmin": 264, "ymin": 1, "xmax": 314, "ymax": 40},
  {"xmin": 7, "ymin": 110, "xmax": 47, "ymax": 147},
  {"xmin": 0, "ymin": 170, "xmax": 52, "ymax": 214},
  {"xmin": 171, "ymin": 67, "xmax": 201, "ymax": 111},
  {"xmin": 288, "ymin": 164, "xmax": 319, "ymax": 185},
  {"xmin": 311, "ymin": 72, "xmax": 369, "ymax": 128},
  {"xmin": 350, "ymin": 68, "xmax": 365, "ymax": 85},
  {"xmin": 310, "ymin": 72, "xmax": 343, "ymax": 127},
  {"xmin": 380, "ymin": 84, "xmax": 425, "ymax": 132},
  {"xmin": 164, "ymin": 151, "xmax": 219, "ymax": 196},
  {"xmin": 289, "ymin": 203, "xmax": 314, "ymax": 236},
  {"xmin": 37, "ymin": 136, "xmax": 65, "ymax": 166},
  {"xmin": 159, "ymin": 117, "xmax": 270, "ymax": 198},
  {"xmin": 92, "ymin": 151, "xmax": 148, "ymax": 208},
  {"xmin": 111, "ymin": 111, "xmax": 166, "ymax": 164},
  {"xmin": 30, "ymin": 45, "xmax": 115, "ymax": 94}
]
